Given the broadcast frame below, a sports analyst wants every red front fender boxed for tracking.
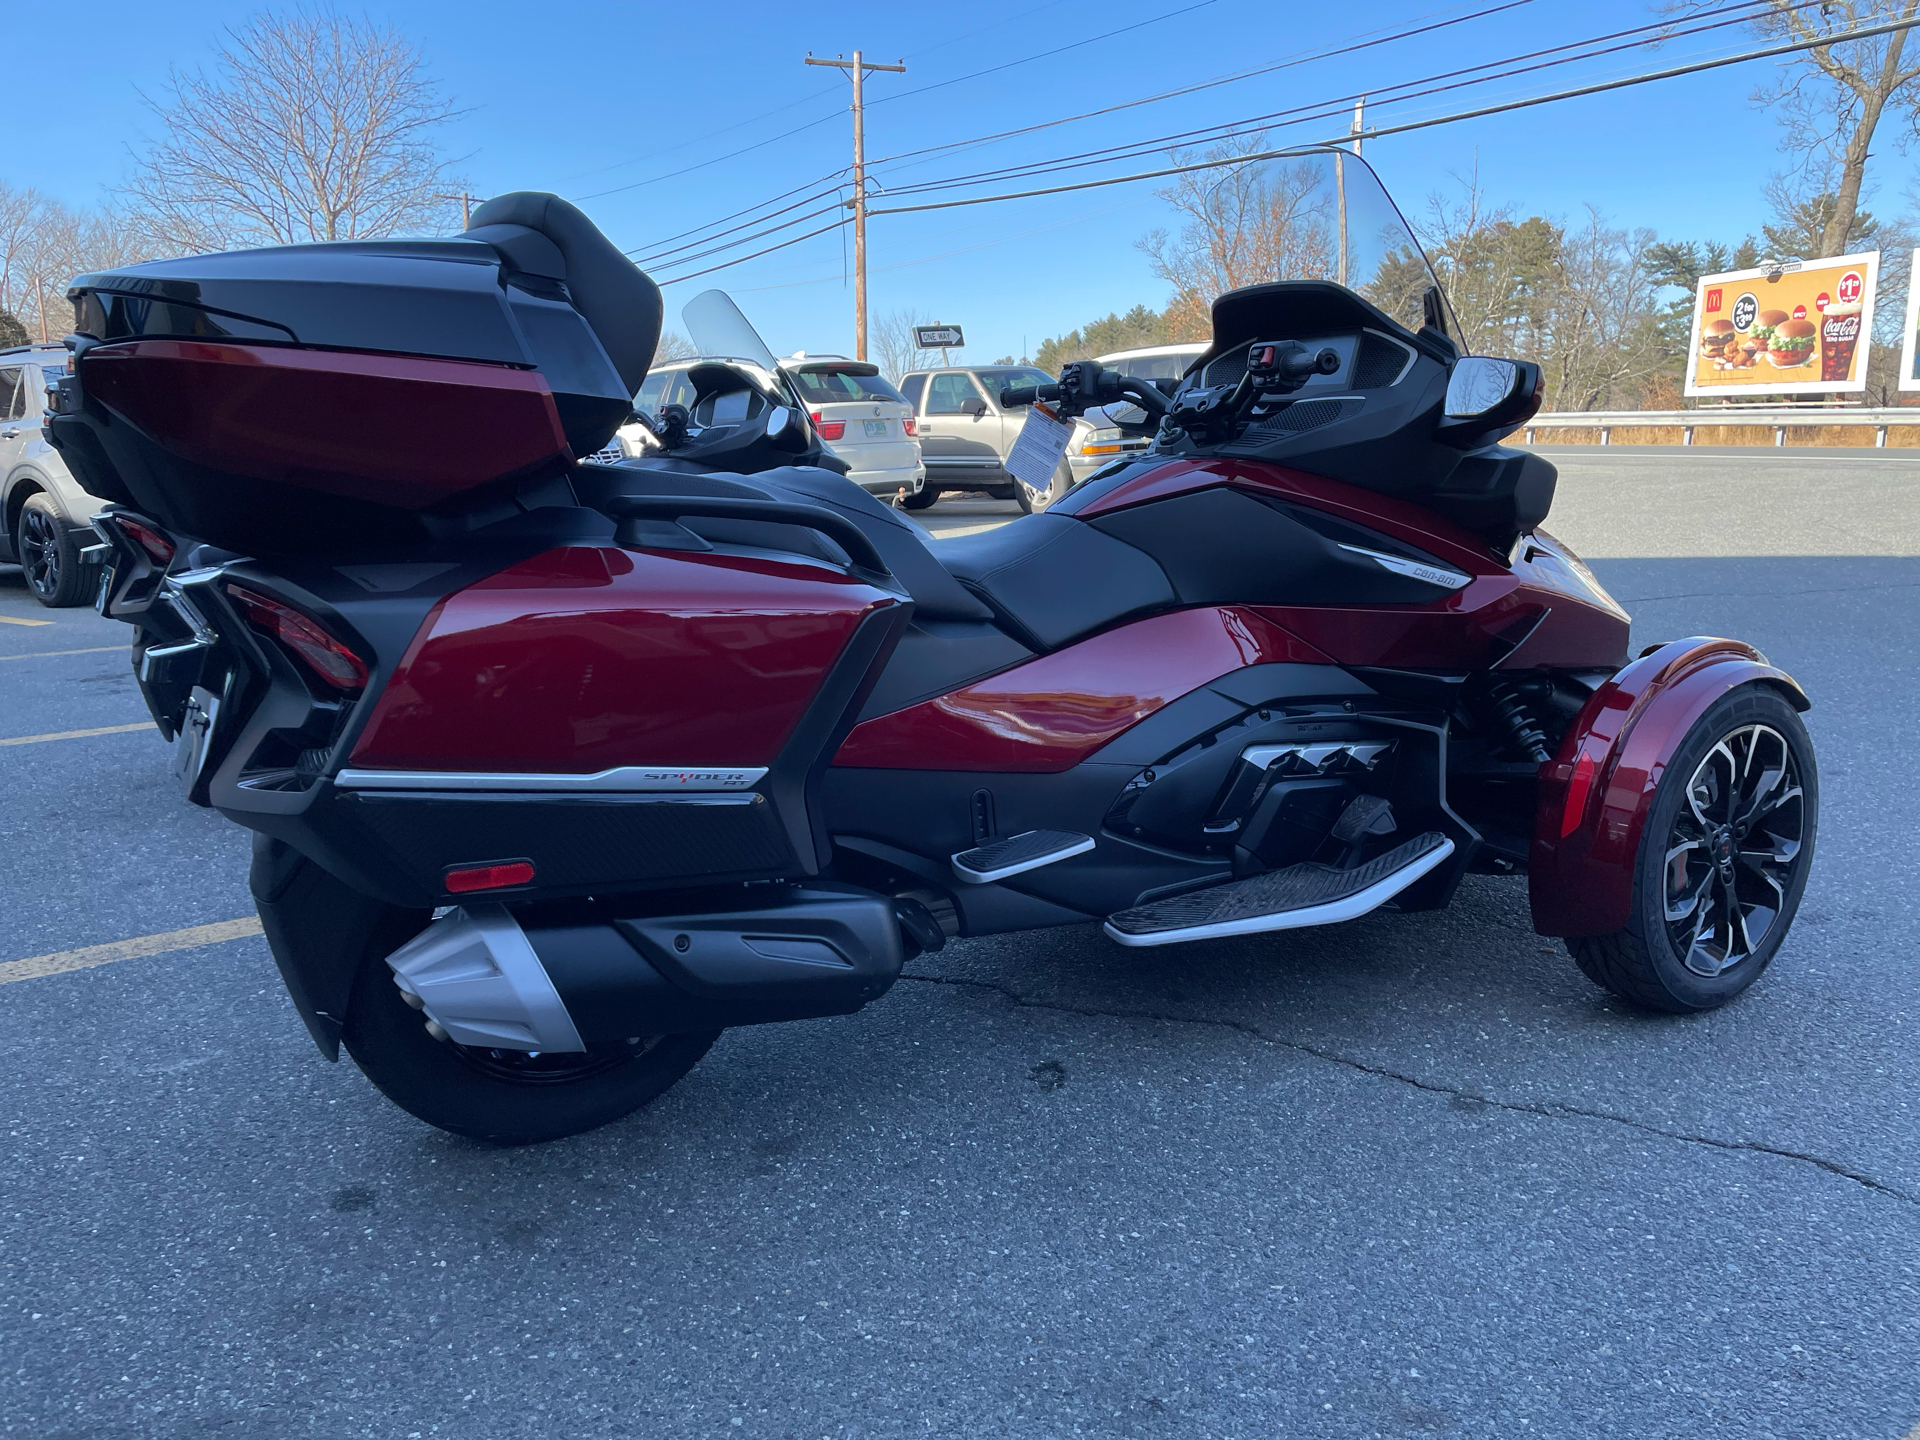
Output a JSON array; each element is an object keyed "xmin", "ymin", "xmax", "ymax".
[{"xmin": 1529, "ymin": 637, "xmax": 1810, "ymax": 938}]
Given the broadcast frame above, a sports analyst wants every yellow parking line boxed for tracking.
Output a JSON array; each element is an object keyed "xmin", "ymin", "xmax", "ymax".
[
  {"xmin": 0, "ymin": 645, "xmax": 128, "ymax": 662},
  {"xmin": 0, "ymin": 722, "xmax": 153, "ymax": 747},
  {"xmin": 0, "ymin": 918, "xmax": 263, "ymax": 985},
  {"xmin": 0, "ymin": 615, "xmax": 54, "ymax": 627}
]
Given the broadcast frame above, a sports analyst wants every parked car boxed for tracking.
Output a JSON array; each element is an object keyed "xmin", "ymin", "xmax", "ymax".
[
  {"xmin": 895, "ymin": 364, "xmax": 1063, "ymax": 511},
  {"xmin": 618, "ymin": 354, "xmax": 924, "ymax": 501},
  {"xmin": 1066, "ymin": 342, "xmax": 1210, "ymax": 486},
  {"xmin": 0, "ymin": 343, "xmax": 101, "ymax": 606}
]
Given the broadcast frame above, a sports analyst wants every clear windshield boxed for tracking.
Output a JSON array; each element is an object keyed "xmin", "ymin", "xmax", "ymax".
[
  {"xmin": 682, "ymin": 288, "xmax": 780, "ymax": 372},
  {"xmin": 1170, "ymin": 146, "xmax": 1452, "ymax": 337}
]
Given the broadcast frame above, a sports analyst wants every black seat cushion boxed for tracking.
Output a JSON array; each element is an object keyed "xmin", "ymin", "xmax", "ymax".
[
  {"xmin": 465, "ymin": 192, "xmax": 661, "ymax": 397},
  {"xmin": 935, "ymin": 514, "xmax": 1175, "ymax": 651}
]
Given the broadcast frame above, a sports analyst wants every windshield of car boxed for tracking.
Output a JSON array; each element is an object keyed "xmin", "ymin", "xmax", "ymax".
[
  {"xmin": 787, "ymin": 367, "xmax": 907, "ymax": 405},
  {"xmin": 1105, "ymin": 353, "xmax": 1200, "ymax": 381},
  {"xmin": 973, "ymin": 366, "xmax": 1051, "ymax": 394}
]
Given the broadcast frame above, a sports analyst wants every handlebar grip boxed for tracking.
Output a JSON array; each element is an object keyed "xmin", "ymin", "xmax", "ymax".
[{"xmin": 999, "ymin": 383, "xmax": 1061, "ymax": 407}]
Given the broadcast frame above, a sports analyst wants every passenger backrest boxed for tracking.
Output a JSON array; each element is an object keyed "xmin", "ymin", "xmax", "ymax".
[{"xmin": 464, "ymin": 192, "xmax": 662, "ymax": 397}]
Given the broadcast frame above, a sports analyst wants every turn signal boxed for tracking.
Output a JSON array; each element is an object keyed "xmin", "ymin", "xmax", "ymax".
[
  {"xmin": 445, "ymin": 861, "xmax": 536, "ymax": 893},
  {"xmin": 1559, "ymin": 735, "xmax": 1612, "ymax": 838},
  {"xmin": 228, "ymin": 585, "xmax": 370, "ymax": 692}
]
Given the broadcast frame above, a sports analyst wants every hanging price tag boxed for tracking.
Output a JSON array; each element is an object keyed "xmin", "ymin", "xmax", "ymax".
[{"xmin": 1005, "ymin": 402, "xmax": 1073, "ymax": 488}]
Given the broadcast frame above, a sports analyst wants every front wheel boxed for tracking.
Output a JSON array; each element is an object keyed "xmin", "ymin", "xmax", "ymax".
[
  {"xmin": 1569, "ymin": 685, "xmax": 1817, "ymax": 1013},
  {"xmin": 342, "ymin": 948, "xmax": 719, "ymax": 1143}
]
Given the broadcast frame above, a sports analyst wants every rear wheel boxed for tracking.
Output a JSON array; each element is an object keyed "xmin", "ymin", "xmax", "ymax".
[
  {"xmin": 342, "ymin": 947, "xmax": 719, "ymax": 1144},
  {"xmin": 1569, "ymin": 686, "xmax": 1816, "ymax": 1013},
  {"xmin": 901, "ymin": 485, "xmax": 938, "ymax": 511},
  {"xmin": 16, "ymin": 493, "xmax": 94, "ymax": 607}
]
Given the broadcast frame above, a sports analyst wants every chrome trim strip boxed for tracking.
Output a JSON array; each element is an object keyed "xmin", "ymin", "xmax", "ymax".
[
  {"xmin": 1104, "ymin": 838, "xmax": 1455, "ymax": 947},
  {"xmin": 333, "ymin": 765, "xmax": 769, "ymax": 793},
  {"xmin": 1337, "ymin": 544, "xmax": 1471, "ymax": 591}
]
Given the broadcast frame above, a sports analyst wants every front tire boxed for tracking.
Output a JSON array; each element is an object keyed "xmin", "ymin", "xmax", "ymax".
[
  {"xmin": 1569, "ymin": 685, "xmax": 1817, "ymax": 1013},
  {"xmin": 16, "ymin": 493, "xmax": 94, "ymax": 607},
  {"xmin": 342, "ymin": 947, "xmax": 719, "ymax": 1144}
]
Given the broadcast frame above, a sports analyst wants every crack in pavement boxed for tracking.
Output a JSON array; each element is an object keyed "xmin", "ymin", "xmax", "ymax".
[{"xmin": 899, "ymin": 971, "xmax": 1919, "ymax": 1209}]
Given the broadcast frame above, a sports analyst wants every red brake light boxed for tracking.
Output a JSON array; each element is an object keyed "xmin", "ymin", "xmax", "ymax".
[
  {"xmin": 228, "ymin": 585, "xmax": 370, "ymax": 692},
  {"xmin": 445, "ymin": 860, "xmax": 536, "ymax": 894},
  {"xmin": 118, "ymin": 517, "xmax": 175, "ymax": 563},
  {"xmin": 811, "ymin": 412, "xmax": 846, "ymax": 441},
  {"xmin": 902, "ymin": 416, "xmax": 917, "ymax": 437}
]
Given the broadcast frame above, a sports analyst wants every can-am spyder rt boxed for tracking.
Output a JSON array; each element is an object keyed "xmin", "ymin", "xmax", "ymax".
[{"xmin": 51, "ymin": 154, "xmax": 1817, "ymax": 1142}]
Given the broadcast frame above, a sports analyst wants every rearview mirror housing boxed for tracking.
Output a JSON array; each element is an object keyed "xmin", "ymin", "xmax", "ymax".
[{"xmin": 1437, "ymin": 357, "xmax": 1543, "ymax": 448}]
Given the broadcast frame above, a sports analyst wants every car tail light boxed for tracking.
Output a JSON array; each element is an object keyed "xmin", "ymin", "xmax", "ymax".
[
  {"xmin": 445, "ymin": 860, "xmax": 536, "ymax": 894},
  {"xmin": 902, "ymin": 416, "xmax": 917, "ymax": 437},
  {"xmin": 810, "ymin": 411, "xmax": 846, "ymax": 441},
  {"xmin": 118, "ymin": 517, "xmax": 175, "ymax": 564},
  {"xmin": 228, "ymin": 585, "xmax": 370, "ymax": 692}
]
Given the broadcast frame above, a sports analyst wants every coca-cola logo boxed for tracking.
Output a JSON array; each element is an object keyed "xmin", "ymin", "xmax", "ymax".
[{"xmin": 1822, "ymin": 312, "xmax": 1861, "ymax": 341}]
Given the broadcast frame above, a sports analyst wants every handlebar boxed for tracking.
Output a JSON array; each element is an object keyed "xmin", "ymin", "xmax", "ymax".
[{"xmin": 999, "ymin": 383, "xmax": 1061, "ymax": 408}]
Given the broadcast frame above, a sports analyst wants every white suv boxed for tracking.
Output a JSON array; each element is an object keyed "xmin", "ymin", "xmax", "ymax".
[
  {"xmin": 1064, "ymin": 342, "xmax": 1209, "ymax": 486},
  {"xmin": 0, "ymin": 344, "xmax": 102, "ymax": 606}
]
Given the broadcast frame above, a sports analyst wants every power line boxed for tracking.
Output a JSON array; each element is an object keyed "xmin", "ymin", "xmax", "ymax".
[
  {"xmin": 869, "ymin": 0, "xmax": 1792, "ymax": 201},
  {"xmin": 622, "ymin": 173, "xmax": 849, "ymax": 261},
  {"xmin": 866, "ymin": 13, "xmax": 1918, "ymax": 218},
  {"xmin": 655, "ymin": 217, "xmax": 852, "ymax": 286},
  {"xmin": 575, "ymin": 109, "xmax": 847, "ymax": 202}
]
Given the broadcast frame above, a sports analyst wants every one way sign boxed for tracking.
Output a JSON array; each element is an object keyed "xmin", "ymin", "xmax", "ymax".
[{"xmin": 914, "ymin": 324, "xmax": 965, "ymax": 348}]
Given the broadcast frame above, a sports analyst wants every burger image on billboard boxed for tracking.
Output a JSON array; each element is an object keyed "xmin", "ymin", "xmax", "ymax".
[
  {"xmin": 1767, "ymin": 317, "xmax": 1817, "ymax": 367},
  {"xmin": 1701, "ymin": 318, "xmax": 1738, "ymax": 361},
  {"xmin": 1751, "ymin": 308, "xmax": 1789, "ymax": 348}
]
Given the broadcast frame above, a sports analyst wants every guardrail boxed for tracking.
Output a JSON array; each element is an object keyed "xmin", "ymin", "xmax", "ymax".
[{"xmin": 1522, "ymin": 406, "xmax": 1920, "ymax": 447}]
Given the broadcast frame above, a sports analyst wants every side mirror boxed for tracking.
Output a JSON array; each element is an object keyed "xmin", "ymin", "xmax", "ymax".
[
  {"xmin": 961, "ymin": 395, "xmax": 989, "ymax": 417},
  {"xmin": 1437, "ymin": 356, "xmax": 1542, "ymax": 447}
]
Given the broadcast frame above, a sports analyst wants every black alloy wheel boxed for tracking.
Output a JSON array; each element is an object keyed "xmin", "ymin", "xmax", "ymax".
[
  {"xmin": 15, "ymin": 494, "xmax": 95, "ymax": 607},
  {"xmin": 1662, "ymin": 722, "xmax": 1807, "ymax": 977},
  {"xmin": 1570, "ymin": 686, "xmax": 1817, "ymax": 1013}
]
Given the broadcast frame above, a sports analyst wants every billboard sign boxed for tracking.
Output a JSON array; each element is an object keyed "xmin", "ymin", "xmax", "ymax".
[
  {"xmin": 1896, "ymin": 248, "xmax": 1920, "ymax": 391},
  {"xmin": 1683, "ymin": 252, "xmax": 1878, "ymax": 396},
  {"xmin": 914, "ymin": 325, "xmax": 965, "ymax": 348}
]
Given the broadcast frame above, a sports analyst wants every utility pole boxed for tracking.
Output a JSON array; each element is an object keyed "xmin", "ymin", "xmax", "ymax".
[{"xmin": 805, "ymin": 49, "xmax": 905, "ymax": 361}]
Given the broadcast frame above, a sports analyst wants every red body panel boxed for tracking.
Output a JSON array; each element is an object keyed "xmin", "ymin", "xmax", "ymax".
[
  {"xmin": 350, "ymin": 545, "xmax": 894, "ymax": 773},
  {"xmin": 1529, "ymin": 637, "xmax": 1810, "ymax": 937},
  {"xmin": 834, "ymin": 606, "xmax": 1332, "ymax": 773},
  {"xmin": 83, "ymin": 340, "xmax": 573, "ymax": 508}
]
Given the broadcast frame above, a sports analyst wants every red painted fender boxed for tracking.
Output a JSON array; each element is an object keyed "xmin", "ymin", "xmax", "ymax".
[{"xmin": 1529, "ymin": 637, "xmax": 1810, "ymax": 938}]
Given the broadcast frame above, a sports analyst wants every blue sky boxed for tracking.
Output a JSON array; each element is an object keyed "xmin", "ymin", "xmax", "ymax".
[{"xmin": 11, "ymin": 0, "xmax": 1901, "ymax": 362}]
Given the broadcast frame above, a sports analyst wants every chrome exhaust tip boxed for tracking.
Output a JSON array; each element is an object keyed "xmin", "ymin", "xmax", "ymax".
[{"xmin": 384, "ymin": 905, "xmax": 585, "ymax": 1053}]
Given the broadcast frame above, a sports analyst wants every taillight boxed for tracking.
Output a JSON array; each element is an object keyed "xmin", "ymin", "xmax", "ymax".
[
  {"xmin": 811, "ymin": 412, "xmax": 846, "ymax": 441},
  {"xmin": 902, "ymin": 416, "xmax": 917, "ymax": 437},
  {"xmin": 228, "ymin": 585, "xmax": 369, "ymax": 692},
  {"xmin": 445, "ymin": 860, "xmax": 536, "ymax": 894},
  {"xmin": 118, "ymin": 517, "xmax": 175, "ymax": 564}
]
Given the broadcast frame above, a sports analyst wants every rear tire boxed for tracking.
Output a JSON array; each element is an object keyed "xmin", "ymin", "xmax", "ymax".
[
  {"xmin": 1568, "ymin": 685, "xmax": 1817, "ymax": 1013},
  {"xmin": 16, "ymin": 493, "xmax": 94, "ymax": 607},
  {"xmin": 901, "ymin": 485, "xmax": 938, "ymax": 511},
  {"xmin": 342, "ymin": 947, "xmax": 720, "ymax": 1144}
]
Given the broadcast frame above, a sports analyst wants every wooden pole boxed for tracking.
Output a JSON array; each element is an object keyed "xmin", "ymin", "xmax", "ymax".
[{"xmin": 805, "ymin": 51, "xmax": 905, "ymax": 362}]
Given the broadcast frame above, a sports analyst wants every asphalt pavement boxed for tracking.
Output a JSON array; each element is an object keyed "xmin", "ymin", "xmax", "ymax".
[{"xmin": 1, "ymin": 451, "xmax": 1916, "ymax": 1440}]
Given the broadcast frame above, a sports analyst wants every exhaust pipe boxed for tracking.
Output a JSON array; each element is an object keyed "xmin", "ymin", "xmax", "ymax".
[{"xmin": 385, "ymin": 885, "xmax": 907, "ymax": 1051}]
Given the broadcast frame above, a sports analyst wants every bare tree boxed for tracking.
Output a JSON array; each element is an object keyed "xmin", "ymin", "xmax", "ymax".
[
  {"xmin": 871, "ymin": 308, "xmax": 950, "ymax": 381},
  {"xmin": 122, "ymin": 7, "xmax": 467, "ymax": 253},
  {"xmin": 1675, "ymin": 1, "xmax": 1920, "ymax": 257},
  {"xmin": 653, "ymin": 330, "xmax": 697, "ymax": 365},
  {"xmin": 0, "ymin": 181, "xmax": 160, "ymax": 342}
]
